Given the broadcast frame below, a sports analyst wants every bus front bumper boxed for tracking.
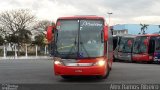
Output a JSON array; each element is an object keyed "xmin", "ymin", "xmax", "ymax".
[{"xmin": 54, "ymin": 64, "xmax": 106, "ymax": 76}]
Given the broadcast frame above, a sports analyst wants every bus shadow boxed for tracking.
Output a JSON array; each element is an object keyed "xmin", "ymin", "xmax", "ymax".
[
  {"xmin": 114, "ymin": 60, "xmax": 132, "ymax": 63},
  {"xmin": 58, "ymin": 76, "xmax": 106, "ymax": 83},
  {"xmin": 131, "ymin": 61, "xmax": 160, "ymax": 64},
  {"xmin": 114, "ymin": 59, "xmax": 160, "ymax": 64}
]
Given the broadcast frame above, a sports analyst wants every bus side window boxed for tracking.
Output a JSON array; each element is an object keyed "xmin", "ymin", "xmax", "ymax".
[{"xmin": 148, "ymin": 39, "xmax": 155, "ymax": 54}]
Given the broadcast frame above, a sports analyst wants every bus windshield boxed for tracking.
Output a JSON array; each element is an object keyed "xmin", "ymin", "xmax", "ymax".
[
  {"xmin": 133, "ymin": 36, "xmax": 147, "ymax": 54},
  {"xmin": 119, "ymin": 38, "xmax": 134, "ymax": 53},
  {"xmin": 118, "ymin": 38, "xmax": 126, "ymax": 52},
  {"xmin": 55, "ymin": 20, "xmax": 78, "ymax": 58},
  {"xmin": 55, "ymin": 19, "xmax": 104, "ymax": 58}
]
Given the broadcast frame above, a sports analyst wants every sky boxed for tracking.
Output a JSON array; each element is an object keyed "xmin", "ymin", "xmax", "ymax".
[{"xmin": 0, "ymin": 0, "xmax": 160, "ymax": 25}]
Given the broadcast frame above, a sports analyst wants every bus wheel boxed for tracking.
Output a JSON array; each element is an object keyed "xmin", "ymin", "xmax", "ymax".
[
  {"xmin": 147, "ymin": 61, "xmax": 153, "ymax": 64},
  {"xmin": 131, "ymin": 60, "xmax": 136, "ymax": 63},
  {"xmin": 96, "ymin": 64, "xmax": 110, "ymax": 79},
  {"xmin": 61, "ymin": 75, "xmax": 71, "ymax": 79}
]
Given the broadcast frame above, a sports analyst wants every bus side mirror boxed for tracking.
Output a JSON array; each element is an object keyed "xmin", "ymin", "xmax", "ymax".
[
  {"xmin": 144, "ymin": 39, "xmax": 148, "ymax": 46},
  {"xmin": 104, "ymin": 26, "xmax": 108, "ymax": 41},
  {"xmin": 46, "ymin": 26, "xmax": 55, "ymax": 43}
]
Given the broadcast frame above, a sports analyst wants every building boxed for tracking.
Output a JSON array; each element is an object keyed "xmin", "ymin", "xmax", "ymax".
[
  {"xmin": 112, "ymin": 29, "xmax": 128, "ymax": 35},
  {"xmin": 113, "ymin": 24, "xmax": 160, "ymax": 35}
]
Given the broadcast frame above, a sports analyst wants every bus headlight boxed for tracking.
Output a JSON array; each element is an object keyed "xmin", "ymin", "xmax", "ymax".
[
  {"xmin": 93, "ymin": 60, "xmax": 106, "ymax": 66},
  {"xmin": 54, "ymin": 60, "xmax": 63, "ymax": 65}
]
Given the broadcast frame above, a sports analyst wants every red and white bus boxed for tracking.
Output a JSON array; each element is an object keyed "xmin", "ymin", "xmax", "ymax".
[
  {"xmin": 132, "ymin": 34, "xmax": 160, "ymax": 63},
  {"xmin": 46, "ymin": 16, "xmax": 113, "ymax": 79}
]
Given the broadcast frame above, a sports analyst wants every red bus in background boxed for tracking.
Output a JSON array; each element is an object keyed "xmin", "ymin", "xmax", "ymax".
[
  {"xmin": 46, "ymin": 16, "xmax": 113, "ymax": 79},
  {"xmin": 132, "ymin": 34, "xmax": 160, "ymax": 63}
]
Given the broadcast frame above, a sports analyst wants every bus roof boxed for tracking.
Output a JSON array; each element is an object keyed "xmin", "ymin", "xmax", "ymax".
[
  {"xmin": 113, "ymin": 34, "xmax": 135, "ymax": 37},
  {"xmin": 57, "ymin": 15, "xmax": 105, "ymax": 20},
  {"xmin": 137, "ymin": 34, "xmax": 160, "ymax": 37}
]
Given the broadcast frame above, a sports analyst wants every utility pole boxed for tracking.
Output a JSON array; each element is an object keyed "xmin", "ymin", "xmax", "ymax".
[{"xmin": 107, "ymin": 12, "xmax": 113, "ymax": 26}]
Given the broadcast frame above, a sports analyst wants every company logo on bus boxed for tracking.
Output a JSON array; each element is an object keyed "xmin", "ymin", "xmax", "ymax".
[{"xmin": 81, "ymin": 21, "xmax": 103, "ymax": 27}]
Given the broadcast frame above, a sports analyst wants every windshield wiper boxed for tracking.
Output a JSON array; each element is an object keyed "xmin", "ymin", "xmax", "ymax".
[
  {"xmin": 60, "ymin": 36, "xmax": 78, "ymax": 59},
  {"xmin": 54, "ymin": 30, "xmax": 77, "ymax": 58},
  {"xmin": 59, "ymin": 52, "xmax": 77, "ymax": 59}
]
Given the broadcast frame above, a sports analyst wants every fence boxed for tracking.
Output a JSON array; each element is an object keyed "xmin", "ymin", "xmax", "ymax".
[{"xmin": 0, "ymin": 45, "xmax": 49, "ymax": 57}]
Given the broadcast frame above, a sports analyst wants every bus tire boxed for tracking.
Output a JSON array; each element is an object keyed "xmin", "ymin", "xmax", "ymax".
[
  {"xmin": 131, "ymin": 60, "xmax": 136, "ymax": 63},
  {"xmin": 96, "ymin": 64, "xmax": 110, "ymax": 79},
  {"xmin": 61, "ymin": 75, "xmax": 71, "ymax": 79},
  {"xmin": 147, "ymin": 61, "xmax": 153, "ymax": 64}
]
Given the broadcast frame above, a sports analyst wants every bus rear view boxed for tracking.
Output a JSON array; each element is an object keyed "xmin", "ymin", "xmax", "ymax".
[{"xmin": 46, "ymin": 16, "xmax": 113, "ymax": 79}]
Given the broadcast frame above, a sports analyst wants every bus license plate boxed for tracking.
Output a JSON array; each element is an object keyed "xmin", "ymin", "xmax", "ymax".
[{"xmin": 75, "ymin": 70, "xmax": 82, "ymax": 72}]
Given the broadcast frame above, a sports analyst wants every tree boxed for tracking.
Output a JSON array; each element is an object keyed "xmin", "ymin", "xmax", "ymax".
[
  {"xmin": 31, "ymin": 20, "xmax": 52, "ymax": 46},
  {"xmin": 33, "ymin": 34, "xmax": 46, "ymax": 46},
  {"xmin": 32, "ymin": 20, "xmax": 54, "ymax": 55},
  {"xmin": 0, "ymin": 35, "xmax": 4, "ymax": 45},
  {"xmin": 140, "ymin": 24, "xmax": 149, "ymax": 34},
  {"xmin": 33, "ymin": 20, "xmax": 53, "ymax": 35},
  {"xmin": 0, "ymin": 27, "xmax": 7, "ymax": 37},
  {"xmin": 0, "ymin": 9, "xmax": 35, "ymax": 54},
  {"xmin": 0, "ymin": 9, "xmax": 35, "ymax": 43}
]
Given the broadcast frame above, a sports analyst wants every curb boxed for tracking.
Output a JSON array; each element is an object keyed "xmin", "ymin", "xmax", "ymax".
[{"xmin": 0, "ymin": 56, "xmax": 53, "ymax": 60}]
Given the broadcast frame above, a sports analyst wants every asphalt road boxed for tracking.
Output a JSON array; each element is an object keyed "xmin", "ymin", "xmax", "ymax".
[
  {"xmin": 0, "ymin": 59, "xmax": 160, "ymax": 90},
  {"xmin": 0, "ymin": 59, "xmax": 160, "ymax": 84}
]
